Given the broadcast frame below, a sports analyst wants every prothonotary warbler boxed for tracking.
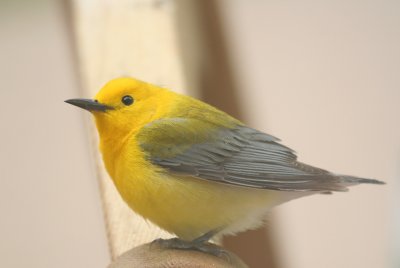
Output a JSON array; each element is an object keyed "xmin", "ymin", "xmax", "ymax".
[{"xmin": 66, "ymin": 77, "xmax": 384, "ymax": 254}]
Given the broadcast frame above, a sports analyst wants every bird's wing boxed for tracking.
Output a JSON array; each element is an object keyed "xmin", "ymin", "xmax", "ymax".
[{"xmin": 137, "ymin": 117, "xmax": 350, "ymax": 192}]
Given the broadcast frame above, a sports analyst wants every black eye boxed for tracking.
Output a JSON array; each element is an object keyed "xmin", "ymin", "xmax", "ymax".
[{"xmin": 121, "ymin": 95, "xmax": 134, "ymax": 106}]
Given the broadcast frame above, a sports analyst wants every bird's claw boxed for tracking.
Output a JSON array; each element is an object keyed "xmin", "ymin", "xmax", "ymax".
[{"xmin": 151, "ymin": 237, "xmax": 230, "ymax": 261}]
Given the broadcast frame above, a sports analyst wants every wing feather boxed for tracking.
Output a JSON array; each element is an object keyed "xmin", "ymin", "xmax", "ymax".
[{"xmin": 137, "ymin": 118, "xmax": 376, "ymax": 192}]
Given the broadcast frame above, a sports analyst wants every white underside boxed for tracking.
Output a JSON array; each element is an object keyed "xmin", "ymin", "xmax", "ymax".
[{"xmin": 217, "ymin": 190, "xmax": 312, "ymax": 237}]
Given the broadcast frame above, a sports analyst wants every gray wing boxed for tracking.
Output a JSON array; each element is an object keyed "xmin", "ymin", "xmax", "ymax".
[{"xmin": 138, "ymin": 118, "xmax": 381, "ymax": 192}]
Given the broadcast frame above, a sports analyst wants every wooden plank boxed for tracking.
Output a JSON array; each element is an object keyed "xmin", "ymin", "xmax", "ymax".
[{"xmin": 71, "ymin": 0, "xmax": 185, "ymax": 259}]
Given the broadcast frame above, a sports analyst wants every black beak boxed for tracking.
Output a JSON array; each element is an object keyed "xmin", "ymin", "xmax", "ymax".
[{"xmin": 65, "ymin": 98, "xmax": 113, "ymax": 112}]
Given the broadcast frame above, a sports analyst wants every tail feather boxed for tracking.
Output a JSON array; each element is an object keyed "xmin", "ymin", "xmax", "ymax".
[
  {"xmin": 339, "ymin": 175, "xmax": 385, "ymax": 186},
  {"xmin": 293, "ymin": 162, "xmax": 385, "ymax": 192},
  {"xmin": 316, "ymin": 175, "xmax": 384, "ymax": 195}
]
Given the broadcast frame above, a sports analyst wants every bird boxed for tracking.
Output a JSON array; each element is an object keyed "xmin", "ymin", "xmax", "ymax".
[{"xmin": 65, "ymin": 77, "xmax": 384, "ymax": 254}]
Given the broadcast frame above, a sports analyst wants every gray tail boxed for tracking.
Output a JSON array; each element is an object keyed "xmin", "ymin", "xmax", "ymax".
[
  {"xmin": 319, "ymin": 175, "xmax": 385, "ymax": 194},
  {"xmin": 340, "ymin": 175, "xmax": 385, "ymax": 186}
]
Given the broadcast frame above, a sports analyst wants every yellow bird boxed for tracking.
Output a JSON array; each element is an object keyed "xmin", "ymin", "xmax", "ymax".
[{"xmin": 66, "ymin": 77, "xmax": 384, "ymax": 253}]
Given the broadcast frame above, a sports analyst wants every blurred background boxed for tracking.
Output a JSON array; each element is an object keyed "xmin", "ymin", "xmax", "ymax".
[{"xmin": 0, "ymin": 0, "xmax": 398, "ymax": 267}]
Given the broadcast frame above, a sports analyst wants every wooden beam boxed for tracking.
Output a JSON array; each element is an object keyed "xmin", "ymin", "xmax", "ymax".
[{"xmin": 71, "ymin": 0, "xmax": 186, "ymax": 259}]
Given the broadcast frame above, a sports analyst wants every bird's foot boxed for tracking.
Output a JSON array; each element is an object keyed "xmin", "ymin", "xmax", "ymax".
[{"xmin": 151, "ymin": 230, "xmax": 229, "ymax": 260}]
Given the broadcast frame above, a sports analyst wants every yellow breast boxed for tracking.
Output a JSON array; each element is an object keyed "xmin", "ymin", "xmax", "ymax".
[{"xmin": 103, "ymin": 136, "xmax": 276, "ymax": 241}]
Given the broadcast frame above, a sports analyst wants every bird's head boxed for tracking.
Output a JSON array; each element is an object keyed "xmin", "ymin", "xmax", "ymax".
[{"xmin": 66, "ymin": 77, "xmax": 171, "ymax": 139}]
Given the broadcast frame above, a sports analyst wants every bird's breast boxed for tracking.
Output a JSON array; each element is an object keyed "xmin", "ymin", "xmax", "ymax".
[{"xmin": 109, "ymin": 141, "xmax": 277, "ymax": 240}]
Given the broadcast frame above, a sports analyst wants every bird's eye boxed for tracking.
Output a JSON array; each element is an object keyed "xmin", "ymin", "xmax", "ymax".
[{"xmin": 121, "ymin": 95, "xmax": 134, "ymax": 106}]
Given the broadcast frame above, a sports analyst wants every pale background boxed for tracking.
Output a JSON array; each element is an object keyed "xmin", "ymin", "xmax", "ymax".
[
  {"xmin": 0, "ymin": 1, "xmax": 110, "ymax": 267},
  {"xmin": 219, "ymin": 1, "xmax": 399, "ymax": 268},
  {"xmin": 0, "ymin": 0, "xmax": 398, "ymax": 267}
]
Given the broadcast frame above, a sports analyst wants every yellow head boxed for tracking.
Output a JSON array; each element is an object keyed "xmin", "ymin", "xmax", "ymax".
[{"xmin": 65, "ymin": 77, "xmax": 172, "ymax": 141}]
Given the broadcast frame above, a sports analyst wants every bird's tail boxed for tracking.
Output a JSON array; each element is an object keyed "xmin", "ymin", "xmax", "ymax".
[
  {"xmin": 339, "ymin": 175, "xmax": 385, "ymax": 187},
  {"xmin": 318, "ymin": 175, "xmax": 385, "ymax": 194}
]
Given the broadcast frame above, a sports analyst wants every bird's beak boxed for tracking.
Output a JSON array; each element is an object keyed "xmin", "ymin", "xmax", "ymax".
[{"xmin": 65, "ymin": 98, "xmax": 114, "ymax": 112}]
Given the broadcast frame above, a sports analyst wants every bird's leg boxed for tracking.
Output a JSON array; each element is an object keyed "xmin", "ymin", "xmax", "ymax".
[
  {"xmin": 152, "ymin": 229, "xmax": 229, "ymax": 258},
  {"xmin": 192, "ymin": 229, "xmax": 219, "ymax": 244}
]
